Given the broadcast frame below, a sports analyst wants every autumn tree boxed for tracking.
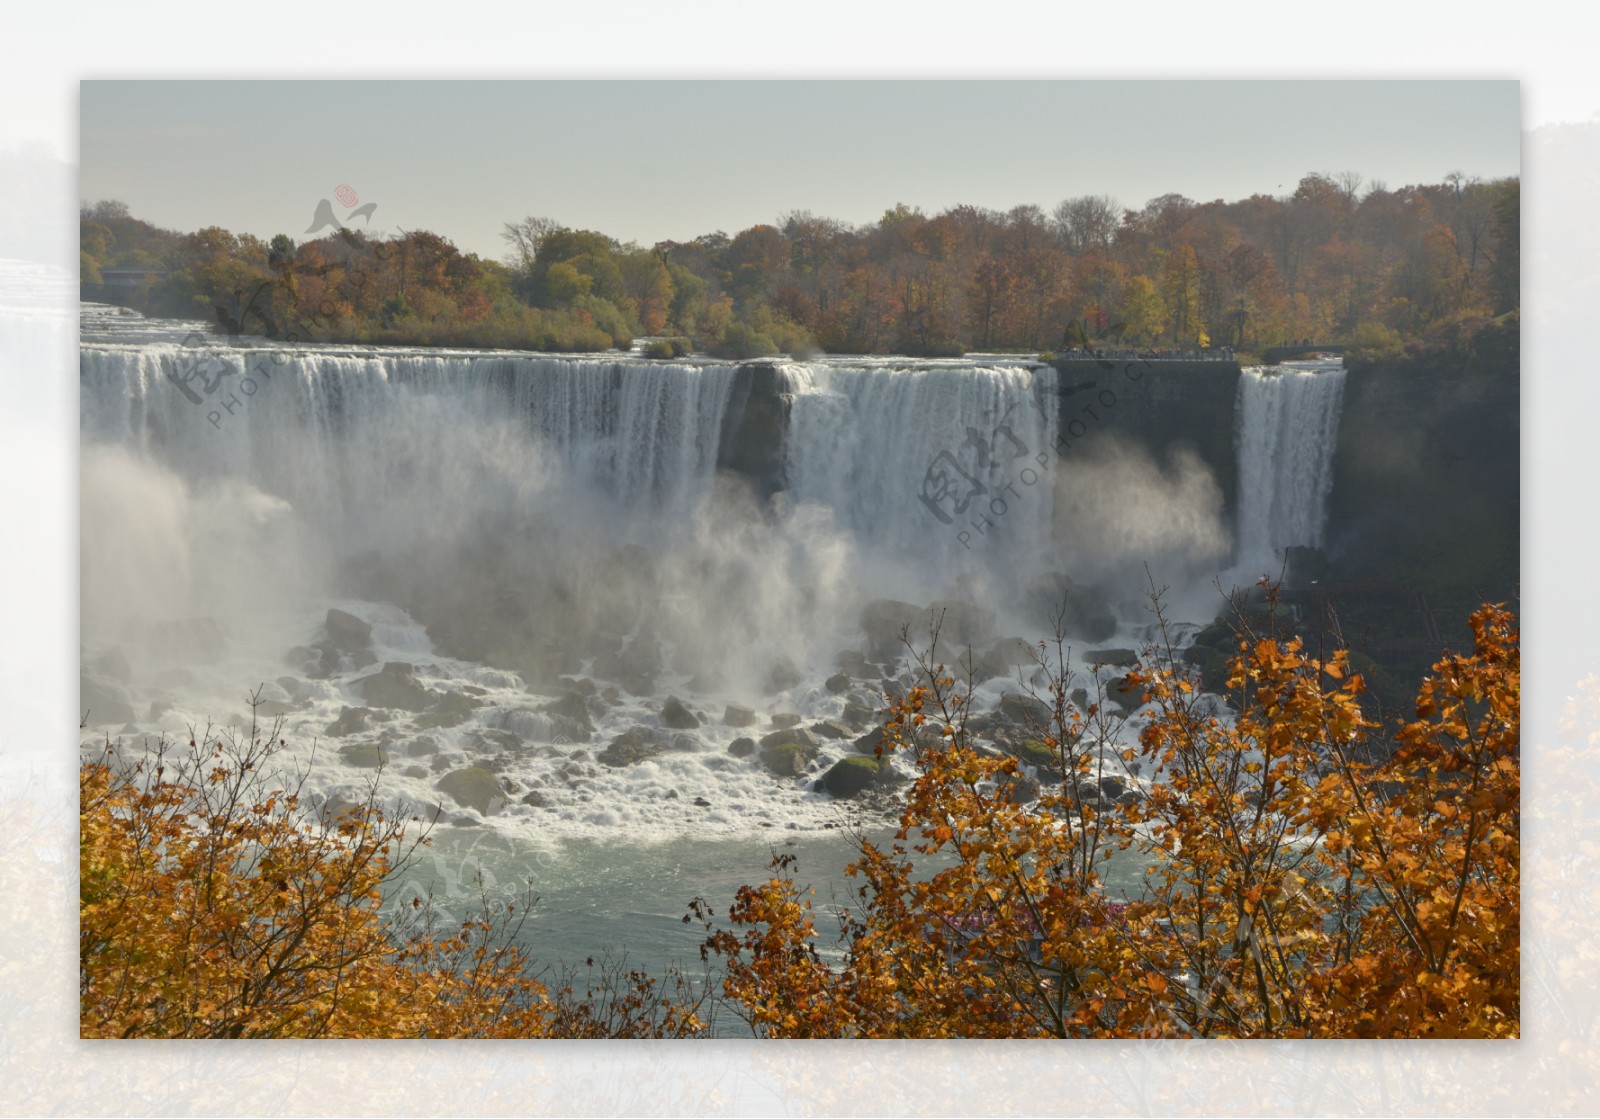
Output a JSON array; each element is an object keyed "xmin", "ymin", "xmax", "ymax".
[
  {"xmin": 81, "ymin": 705, "xmax": 710, "ymax": 1039},
  {"xmin": 699, "ymin": 594, "xmax": 1519, "ymax": 1039}
]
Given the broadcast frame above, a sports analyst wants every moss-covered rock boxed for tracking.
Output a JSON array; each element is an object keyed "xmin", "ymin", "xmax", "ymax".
[
  {"xmin": 821, "ymin": 756, "xmax": 880, "ymax": 798},
  {"xmin": 435, "ymin": 766, "xmax": 506, "ymax": 815},
  {"xmin": 414, "ymin": 690, "xmax": 481, "ymax": 729},
  {"xmin": 339, "ymin": 742, "xmax": 389, "ymax": 769},
  {"xmin": 760, "ymin": 741, "xmax": 817, "ymax": 777}
]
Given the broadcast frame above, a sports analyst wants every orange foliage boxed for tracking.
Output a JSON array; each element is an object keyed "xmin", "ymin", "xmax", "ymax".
[
  {"xmin": 80, "ymin": 716, "xmax": 708, "ymax": 1038},
  {"xmin": 701, "ymin": 597, "xmax": 1519, "ymax": 1038}
]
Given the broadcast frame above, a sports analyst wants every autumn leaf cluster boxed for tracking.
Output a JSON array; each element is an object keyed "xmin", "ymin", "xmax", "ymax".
[{"xmin": 700, "ymin": 602, "xmax": 1519, "ymax": 1038}]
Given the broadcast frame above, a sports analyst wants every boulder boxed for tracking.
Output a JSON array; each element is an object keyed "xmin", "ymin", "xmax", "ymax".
[
  {"xmin": 89, "ymin": 648, "xmax": 132, "ymax": 683},
  {"xmin": 997, "ymin": 692, "xmax": 1052, "ymax": 728},
  {"xmin": 760, "ymin": 741, "xmax": 817, "ymax": 777},
  {"xmin": 927, "ymin": 599, "xmax": 995, "ymax": 647},
  {"xmin": 821, "ymin": 756, "xmax": 881, "ymax": 799},
  {"xmin": 325, "ymin": 608, "xmax": 373, "ymax": 652},
  {"xmin": 727, "ymin": 737, "xmax": 756, "ymax": 758},
  {"xmin": 1085, "ymin": 648, "xmax": 1139, "ymax": 668},
  {"xmin": 80, "ymin": 673, "xmax": 135, "ymax": 726},
  {"xmin": 722, "ymin": 704, "xmax": 757, "ymax": 727},
  {"xmin": 859, "ymin": 599, "xmax": 923, "ymax": 658},
  {"xmin": 404, "ymin": 766, "xmax": 429, "ymax": 780},
  {"xmin": 414, "ymin": 691, "xmax": 481, "ymax": 730},
  {"xmin": 824, "ymin": 672, "xmax": 851, "ymax": 694},
  {"xmin": 660, "ymin": 696, "xmax": 702, "ymax": 729},
  {"xmin": 435, "ymin": 766, "xmax": 506, "ymax": 816},
  {"xmin": 407, "ymin": 737, "xmax": 439, "ymax": 757},
  {"xmin": 326, "ymin": 706, "xmax": 368, "ymax": 737},
  {"xmin": 841, "ymin": 700, "xmax": 875, "ymax": 729},
  {"xmin": 540, "ymin": 690, "xmax": 597, "ymax": 735},
  {"xmin": 360, "ymin": 663, "xmax": 437, "ymax": 713},
  {"xmin": 339, "ymin": 743, "xmax": 390, "ymax": 769},
  {"xmin": 810, "ymin": 720, "xmax": 852, "ymax": 740},
  {"xmin": 766, "ymin": 657, "xmax": 803, "ymax": 693},
  {"xmin": 986, "ymin": 637, "xmax": 1037, "ymax": 668},
  {"xmin": 598, "ymin": 728, "xmax": 663, "ymax": 768},
  {"xmin": 770, "ymin": 713, "xmax": 802, "ymax": 729},
  {"xmin": 834, "ymin": 650, "xmax": 873, "ymax": 676},
  {"xmin": 1109, "ymin": 674, "xmax": 1146, "ymax": 711},
  {"xmin": 521, "ymin": 790, "xmax": 548, "ymax": 808},
  {"xmin": 853, "ymin": 727, "xmax": 886, "ymax": 754},
  {"xmin": 759, "ymin": 727, "xmax": 820, "ymax": 751},
  {"xmin": 996, "ymin": 772, "xmax": 1040, "ymax": 805}
]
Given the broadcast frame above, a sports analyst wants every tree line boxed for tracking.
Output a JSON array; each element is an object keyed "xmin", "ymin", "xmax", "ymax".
[{"xmin": 80, "ymin": 170, "xmax": 1518, "ymax": 359}]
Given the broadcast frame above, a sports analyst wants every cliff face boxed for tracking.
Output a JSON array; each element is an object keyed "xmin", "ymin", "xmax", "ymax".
[
  {"xmin": 716, "ymin": 363, "xmax": 791, "ymax": 499},
  {"xmin": 1047, "ymin": 359, "xmax": 1244, "ymax": 527}
]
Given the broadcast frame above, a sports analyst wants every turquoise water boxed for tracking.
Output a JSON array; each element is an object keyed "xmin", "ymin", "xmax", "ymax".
[{"xmin": 389, "ymin": 822, "xmax": 1156, "ymax": 1036}]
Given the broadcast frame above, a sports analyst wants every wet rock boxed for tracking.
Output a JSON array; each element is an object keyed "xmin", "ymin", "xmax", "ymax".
[
  {"xmin": 1071, "ymin": 688, "xmax": 1089, "ymax": 711},
  {"xmin": 728, "ymin": 737, "xmax": 756, "ymax": 758},
  {"xmin": 660, "ymin": 695, "xmax": 702, "ymax": 729},
  {"xmin": 80, "ymin": 672, "xmax": 135, "ymax": 726},
  {"xmin": 759, "ymin": 727, "xmax": 819, "ymax": 751},
  {"xmin": 89, "ymin": 648, "xmax": 132, "ymax": 683},
  {"xmin": 404, "ymin": 765, "xmax": 429, "ymax": 780},
  {"xmin": 810, "ymin": 720, "xmax": 852, "ymax": 740},
  {"xmin": 997, "ymin": 772, "xmax": 1040, "ymax": 805},
  {"xmin": 1109, "ymin": 674, "xmax": 1146, "ymax": 711},
  {"xmin": 1086, "ymin": 648, "xmax": 1139, "ymax": 668},
  {"xmin": 435, "ymin": 766, "xmax": 507, "ymax": 816},
  {"xmin": 821, "ymin": 756, "xmax": 880, "ymax": 799},
  {"xmin": 556, "ymin": 676, "xmax": 599, "ymax": 697},
  {"xmin": 997, "ymin": 692, "xmax": 1052, "ymax": 728},
  {"xmin": 407, "ymin": 736, "xmax": 439, "ymax": 757},
  {"xmin": 759, "ymin": 741, "xmax": 817, "ymax": 777},
  {"xmin": 927, "ymin": 599, "xmax": 995, "ymax": 647},
  {"xmin": 521, "ymin": 790, "xmax": 548, "ymax": 808},
  {"xmin": 853, "ymin": 727, "xmax": 885, "ymax": 754},
  {"xmin": 834, "ymin": 650, "xmax": 873, "ymax": 676},
  {"xmin": 540, "ymin": 690, "xmax": 597, "ymax": 736},
  {"xmin": 360, "ymin": 663, "xmax": 438, "ymax": 713},
  {"xmin": 350, "ymin": 649, "xmax": 378, "ymax": 670},
  {"xmin": 598, "ymin": 728, "xmax": 663, "ymax": 768},
  {"xmin": 326, "ymin": 706, "xmax": 369, "ymax": 737},
  {"xmin": 825, "ymin": 672, "xmax": 851, "ymax": 694},
  {"xmin": 669, "ymin": 733, "xmax": 699, "ymax": 752},
  {"xmin": 1099, "ymin": 775, "xmax": 1126, "ymax": 798},
  {"xmin": 859, "ymin": 599, "xmax": 926, "ymax": 659},
  {"xmin": 340, "ymin": 743, "xmax": 390, "ymax": 769},
  {"xmin": 722, "ymin": 703, "xmax": 757, "ymax": 728},
  {"xmin": 415, "ymin": 690, "xmax": 482, "ymax": 730},
  {"xmin": 766, "ymin": 657, "xmax": 803, "ymax": 693},
  {"xmin": 325, "ymin": 608, "xmax": 374, "ymax": 652},
  {"xmin": 693, "ymin": 796, "xmax": 712, "ymax": 808},
  {"xmin": 770, "ymin": 713, "xmax": 802, "ymax": 729},
  {"xmin": 841, "ymin": 700, "xmax": 875, "ymax": 729}
]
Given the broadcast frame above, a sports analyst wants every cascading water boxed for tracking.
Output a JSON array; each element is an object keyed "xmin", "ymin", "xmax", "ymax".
[
  {"xmin": 77, "ymin": 323, "xmax": 1177, "ymax": 850},
  {"xmin": 783, "ymin": 358, "xmax": 1059, "ymax": 595},
  {"xmin": 1232, "ymin": 362, "xmax": 1347, "ymax": 573},
  {"xmin": 79, "ymin": 343, "xmax": 734, "ymax": 545}
]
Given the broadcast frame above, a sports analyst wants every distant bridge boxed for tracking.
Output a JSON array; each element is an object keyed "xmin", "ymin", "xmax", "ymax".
[{"xmin": 1264, "ymin": 344, "xmax": 1345, "ymax": 364}]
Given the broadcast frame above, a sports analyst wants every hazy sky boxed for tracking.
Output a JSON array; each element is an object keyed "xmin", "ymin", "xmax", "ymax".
[{"xmin": 80, "ymin": 80, "xmax": 1520, "ymax": 259}]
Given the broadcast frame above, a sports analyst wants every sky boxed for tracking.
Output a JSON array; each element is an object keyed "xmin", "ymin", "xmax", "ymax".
[{"xmin": 78, "ymin": 80, "xmax": 1521, "ymax": 260}]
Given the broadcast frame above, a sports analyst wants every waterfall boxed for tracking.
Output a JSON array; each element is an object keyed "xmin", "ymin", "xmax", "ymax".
[
  {"xmin": 784, "ymin": 359, "xmax": 1059, "ymax": 591},
  {"xmin": 80, "ymin": 344, "xmax": 735, "ymax": 548},
  {"xmin": 1233, "ymin": 363, "xmax": 1347, "ymax": 571}
]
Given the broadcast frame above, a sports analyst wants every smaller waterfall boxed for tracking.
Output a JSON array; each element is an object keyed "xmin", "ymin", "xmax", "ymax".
[{"xmin": 1233, "ymin": 363, "xmax": 1347, "ymax": 571}]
